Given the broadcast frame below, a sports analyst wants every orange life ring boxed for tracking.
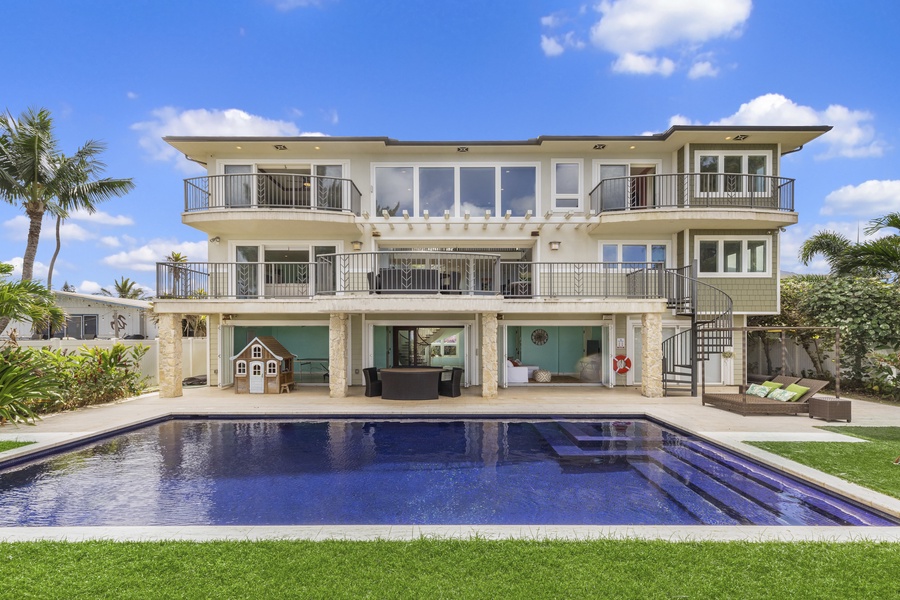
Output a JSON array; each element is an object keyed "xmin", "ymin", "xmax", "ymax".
[{"xmin": 613, "ymin": 355, "xmax": 632, "ymax": 374}]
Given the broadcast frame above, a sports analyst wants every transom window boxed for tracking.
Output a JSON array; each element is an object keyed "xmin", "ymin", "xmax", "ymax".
[
  {"xmin": 695, "ymin": 151, "xmax": 771, "ymax": 194},
  {"xmin": 374, "ymin": 163, "xmax": 538, "ymax": 217},
  {"xmin": 696, "ymin": 236, "xmax": 770, "ymax": 276}
]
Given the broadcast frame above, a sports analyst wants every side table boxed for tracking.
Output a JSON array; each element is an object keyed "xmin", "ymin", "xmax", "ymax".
[{"xmin": 808, "ymin": 397, "xmax": 851, "ymax": 422}]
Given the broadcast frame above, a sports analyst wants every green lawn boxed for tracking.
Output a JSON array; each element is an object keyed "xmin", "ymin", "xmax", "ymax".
[
  {"xmin": 749, "ymin": 427, "xmax": 900, "ymax": 499},
  {"xmin": 1, "ymin": 539, "xmax": 899, "ymax": 599},
  {"xmin": 0, "ymin": 440, "xmax": 33, "ymax": 453}
]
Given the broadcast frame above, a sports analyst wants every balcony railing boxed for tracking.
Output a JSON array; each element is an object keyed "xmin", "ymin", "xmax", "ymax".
[
  {"xmin": 589, "ymin": 173, "xmax": 794, "ymax": 214},
  {"xmin": 184, "ymin": 173, "xmax": 362, "ymax": 215},
  {"xmin": 157, "ymin": 252, "xmax": 670, "ymax": 300},
  {"xmin": 157, "ymin": 262, "xmax": 315, "ymax": 299}
]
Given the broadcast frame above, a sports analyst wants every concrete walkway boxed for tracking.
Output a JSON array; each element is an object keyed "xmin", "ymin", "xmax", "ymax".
[{"xmin": 2, "ymin": 385, "xmax": 900, "ymax": 542}]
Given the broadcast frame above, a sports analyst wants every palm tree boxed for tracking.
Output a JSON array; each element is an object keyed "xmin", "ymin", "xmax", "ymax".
[
  {"xmin": 46, "ymin": 146, "xmax": 134, "ymax": 289},
  {"xmin": 100, "ymin": 277, "xmax": 149, "ymax": 300},
  {"xmin": 799, "ymin": 212, "xmax": 900, "ymax": 282},
  {"xmin": 0, "ymin": 263, "xmax": 65, "ymax": 343},
  {"xmin": 0, "ymin": 107, "xmax": 132, "ymax": 335}
]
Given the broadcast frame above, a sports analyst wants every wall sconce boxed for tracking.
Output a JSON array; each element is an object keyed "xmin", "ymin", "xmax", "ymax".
[
  {"xmin": 549, "ymin": 241, "xmax": 561, "ymax": 251},
  {"xmin": 351, "ymin": 240, "xmax": 363, "ymax": 252},
  {"xmin": 209, "ymin": 236, "xmax": 221, "ymax": 244}
]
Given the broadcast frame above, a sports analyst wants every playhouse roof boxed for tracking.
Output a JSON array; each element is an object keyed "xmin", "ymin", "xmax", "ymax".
[{"xmin": 231, "ymin": 336, "xmax": 296, "ymax": 361}]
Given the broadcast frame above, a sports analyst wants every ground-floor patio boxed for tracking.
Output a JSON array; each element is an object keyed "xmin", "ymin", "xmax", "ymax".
[{"xmin": 2, "ymin": 385, "xmax": 900, "ymax": 541}]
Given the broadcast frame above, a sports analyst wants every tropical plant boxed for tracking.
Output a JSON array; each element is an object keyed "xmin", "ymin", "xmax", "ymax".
[
  {"xmin": 0, "ymin": 347, "xmax": 62, "ymax": 423},
  {"xmin": 0, "ymin": 107, "xmax": 132, "ymax": 334},
  {"xmin": 100, "ymin": 277, "xmax": 149, "ymax": 300},
  {"xmin": 0, "ymin": 263, "xmax": 65, "ymax": 341},
  {"xmin": 799, "ymin": 212, "xmax": 900, "ymax": 282}
]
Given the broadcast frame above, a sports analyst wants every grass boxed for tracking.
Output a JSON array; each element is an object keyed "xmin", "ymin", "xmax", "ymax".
[
  {"xmin": 0, "ymin": 440, "xmax": 33, "ymax": 453},
  {"xmin": 1, "ymin": 539, "xmax": 899, "ymax": 599},
  {"xmin": 749, "ymin": 427, "xmax": 900, "ymax": 499}
]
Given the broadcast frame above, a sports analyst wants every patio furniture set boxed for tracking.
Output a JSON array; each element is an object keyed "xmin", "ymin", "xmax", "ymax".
[{"xmin": 363, "ymin": 366, "xmax": 463, "ymax": 400}]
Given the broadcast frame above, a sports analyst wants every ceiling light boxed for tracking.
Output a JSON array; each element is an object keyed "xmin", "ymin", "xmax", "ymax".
[
  {"xmin": 733, "ymin": 134, "xmax": 749, "ymax": 141},
  {"xmin": 235, "ymin": 146, "xmax": 242, "ymax": 150},
  {"xmin": 629, "ymin": 145, "xmax": 636, "ymax": 150}
]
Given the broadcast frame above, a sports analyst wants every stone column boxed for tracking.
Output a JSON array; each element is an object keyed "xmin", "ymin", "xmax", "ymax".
[
  {"xmin": 157, "ymin": 312, "xmax": 183, "ymax": 398},
  {"xmin": 641, "ymin": 312, "xmax": 663, "ymax": 398},
  {"xmin": 481, "ymin": 312, "xmax": 498, "ymax": 399},
  {"xmin": 329, "ymin": 313, "xmax": 348, "ymax": 398}
]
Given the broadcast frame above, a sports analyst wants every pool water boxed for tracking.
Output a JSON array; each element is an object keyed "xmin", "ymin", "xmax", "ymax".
[{"xmin": 0, "ymin": 418, "xmax": 894, "ymax": 527}]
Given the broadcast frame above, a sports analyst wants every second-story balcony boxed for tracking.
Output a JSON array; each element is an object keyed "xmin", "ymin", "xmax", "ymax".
[
  {"xmin": 156, "ymin": 252, "xmax": 670, "ymax": 301},
  {"xmin": 589, "ymin": 173, "xmax": 794, "ymax": 214},
  {"xmin": 184, "ymin": 173, "xmax": 362, "ymax": 215}
]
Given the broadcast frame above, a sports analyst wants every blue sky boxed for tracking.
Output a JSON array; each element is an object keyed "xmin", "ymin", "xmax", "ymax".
[{"xmin": 2, "ymin": 0, "xmax": 899, "ymax": 293}]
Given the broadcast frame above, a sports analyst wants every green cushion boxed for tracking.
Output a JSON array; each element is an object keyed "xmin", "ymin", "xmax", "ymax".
[
  {"xmin": 761, "ymin": 381, "xmax": 783, "ymax": 391},
  {"xmin": 746, "ymin": 383, "xmax": 770, "ymax": 397},
  {"xmin": 784, "ymin": 383, "xmax": 811, "ymax": 401},
  {"xmin": 767, "ymin": 388, "xmax": 797, "ymax": 402}
]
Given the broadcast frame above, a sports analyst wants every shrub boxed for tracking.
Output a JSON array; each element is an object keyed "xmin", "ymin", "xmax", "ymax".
[
  {"xmin": 0, "ymin": 347, "xmax": 63, "ymax": 424},
  {"xmin": 41, "ymin": 344, "xmax": 150, "ymax": 412}
]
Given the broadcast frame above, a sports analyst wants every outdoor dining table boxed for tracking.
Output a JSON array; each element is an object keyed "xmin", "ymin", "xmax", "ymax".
[{"xmin": 379, "ymin": 367, "xmax": 444, "ymax": 400}]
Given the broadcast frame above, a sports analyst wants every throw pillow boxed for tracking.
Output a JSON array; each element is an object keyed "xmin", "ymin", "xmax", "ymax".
[
  {"xmin": 784, "ymin": 383, "xmax": 811, "ymax": 401},
  {"xmin": 761, "ymin": 381, "xmax": 783, "ymax": 392},
  {"xmin": 746, "ymin": 383, "xmax": 770, "ymax": 397},
  {"xmin": 767, "ymin": 388, "xmax": 797, "ymax": 402}
]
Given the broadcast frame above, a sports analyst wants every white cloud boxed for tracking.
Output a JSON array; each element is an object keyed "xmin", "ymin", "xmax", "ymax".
[
  {"xmin": 821, "ymin": 180, "xmax": 900, "ymax": 217},
  {"xmin": 322, "ymin": 108, "xmax": 339, "ymax": 125},
  {"xmin": 589, "ymin": 0, "xmax": 750, "ymax": 75},
  {"xmin": 131, "ymin": 107, "xmax": 303, "ymax": 173},
  {"xmin": 78, "ymin": 280, "xmax": 103, "ymax": 294},
  {"xmin": 612, "ymin": 53, "xmax": 675, "ymax": 76},
  {"xmin": 265, "ymin": 0, "xmax": 323, "ymax": 11},
  {"xmin": 69, "ymin": 208, "xmax": 134, "ymax": 226},
  {"xmin": 688, "ymin": 60, "xmax": 719, "ymax": 79},
  {"xmin": 99, "ymin": 236, "xmax": 121, "ymax": 248},
  {"xmin": 2, "ymin": 215, "xmax": 93, "ymax": 243},
  {"xmin": 126, "ymin": 91, "xmax": 138, "ymax": 100},
  {"xmin": 541, "ymin": 35, "xmax": 565, "ymax": 57},
  {"xmin": 3, "ymin": 257, "xmax": 49, "ymax": 280},
  {"xmin": 541, "ymin": 14, "xmax": 563, "ymax": 28},
  {"xmin": 102, "ymin": 239, "xmax": 208, "ymax": 272},
  {"xmin": 706, "ymin": 93, "xmax": 886, "ymax": 159}
]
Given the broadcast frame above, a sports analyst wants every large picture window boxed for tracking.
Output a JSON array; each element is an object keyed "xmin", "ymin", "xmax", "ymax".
[
  {"xmin": 696, "ymin": 236, "xmax": 771, "ymax": 276},
  {"xmin": 374, "ymin": 163, "xmax": 537, "ymax": 217}
]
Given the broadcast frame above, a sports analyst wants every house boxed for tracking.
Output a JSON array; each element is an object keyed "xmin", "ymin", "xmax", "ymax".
[
  {"xmin": 3, "ymin": 291, "xmax": 157, "ymax": 340},
  {"xmin": 152, "ymin": 125, "xmax": 831, "ymax": 399},
  {"xmin": 231, "ymin": 336, "xmax": 295, "ymax": 394}
]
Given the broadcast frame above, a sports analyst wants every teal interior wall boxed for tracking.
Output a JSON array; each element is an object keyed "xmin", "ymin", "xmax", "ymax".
[
  {"xmin": 234, "ymin": 325, "xmax": 329, "ymax": 376},
  {"xmin": 522, "ymin": 326, "xmax": 559, "ymax": 372},
  {"xmin": 506, "ymin": 326, "xmax": 521, "ymax": 360},
  {"xmin": 558, "ymin": 327, "xmax": 585, "ymax": 374},
  {"xmin": 373, "ymin": 326, "xmax": 389, "ymax": 369}
]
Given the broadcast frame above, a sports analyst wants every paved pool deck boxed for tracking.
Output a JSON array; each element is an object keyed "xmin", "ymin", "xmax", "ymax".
[{"xmin": 2, "ymin": 384, "xmax": 900, "ymax": 542}]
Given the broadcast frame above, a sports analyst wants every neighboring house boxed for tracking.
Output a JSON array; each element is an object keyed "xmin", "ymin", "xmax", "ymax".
[
  {"xmin": 152, "ymin": 125, "xmax": 831, "ymax": 399},
  {"xmin": 4, "ymin": 291, "xmax": 157, "ymax": 340}
]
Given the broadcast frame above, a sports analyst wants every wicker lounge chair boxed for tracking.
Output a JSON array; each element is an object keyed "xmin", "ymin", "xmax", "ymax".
[{"xmin": 702, "ymin": 377, "xmax": 830, "ymax": 416}]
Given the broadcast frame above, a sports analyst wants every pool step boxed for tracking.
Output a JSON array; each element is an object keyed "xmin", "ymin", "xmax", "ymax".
[
  {"xmin": 533, "ymin": 423, "xmax": 651, "ymax": 457},
  {"xmin": 628, "ymin": 459, "xmax": 740, "ymax": 525},
  {"xmin": 680, "ymin": 440, "xmax": 887, "ymax": 526},
  {"xmin": 556, "ymin": 422, "xmax": 663, "ymax": 447},
  {"xmin": 649, "ymin": 452, "xmax": 787, "ymax": 525}
]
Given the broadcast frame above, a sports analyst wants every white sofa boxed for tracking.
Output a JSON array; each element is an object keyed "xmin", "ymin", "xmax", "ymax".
[{"xmin": 507, "ymin": 360, "xmax": 539, "ymax": 383}]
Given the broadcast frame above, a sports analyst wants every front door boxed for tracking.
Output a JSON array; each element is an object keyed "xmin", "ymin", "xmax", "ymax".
[{"xmin": 249, "ymin": 361, "xmax": 265, "ymax": 393}]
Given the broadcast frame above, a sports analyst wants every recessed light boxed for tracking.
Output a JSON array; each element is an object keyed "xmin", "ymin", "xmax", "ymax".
[
  {"xmin": 629, "ymin": 145, "xmax": 636, "ymax": 150},
  {"xmin": 235, "ymin": 146, "xmax": 242, "ymax": 150},
  {"xmin": 733, "ymin": 134, "xmax": 749, "ymax": 141},
  {"xmin": 314, "ymin": 146, "xmax": 320, "ymax": 150}
]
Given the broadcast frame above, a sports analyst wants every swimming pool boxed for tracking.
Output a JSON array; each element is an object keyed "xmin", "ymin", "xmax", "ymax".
[{"xmin": 0, "ymin": 417, "xmax": 894, "ymax": 527}]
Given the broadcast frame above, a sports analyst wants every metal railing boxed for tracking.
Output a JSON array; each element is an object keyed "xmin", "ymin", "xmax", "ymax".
[
  {"xmin": 589, "ymin": 173, "xmax": 794, "ymax": 214},
  {"xmin": 157, "ymin": 262, "xmax": 315, "ymax": 299},
  {"xmin": 184, "ymin": 173, "xmax": 362, "ymax": 214},
  {"xmin": 315, "ymin": 251, "xmax": 502, "ymax": 295},
  {"xmin": 499, "ymin": 261, "xmax": 666, "ymax": 298}
]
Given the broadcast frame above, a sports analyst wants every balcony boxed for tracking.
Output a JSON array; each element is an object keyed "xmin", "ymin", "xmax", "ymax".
[
  {"xmin": 184, "ymin": 173, "xmax": 362, "ymax": 214},
  {"xmin": 156, "ymin": 252, "xmax": 669, "ymax": 300},
  {"xmin": 589, "ymin": 173, "xmax": 794, "ymax": 214}
]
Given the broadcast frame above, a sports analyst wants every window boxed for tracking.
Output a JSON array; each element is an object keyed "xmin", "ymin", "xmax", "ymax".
[
  {"xmin": 62, "ymin": 314, "xmax": 98, "ymax": 339},
  {"xmin": 600, "ymin": 242, "xmax": 669, "ymax": 266},
  {"xmin": 696, "ymin": 237, "xmax": 770, "ymax": 276},
  {"xmin": 251, "ymin": 345, "xmax": 263, "ymax": 359},
  {"xmin": 695, "ymin": 151, "xmax": 771, "ymax": 195},
  {"xmin": 552, "ymin": 160, "xmax": 582, "ymax": 210},
  {"xmin": 251, "ymin": 363, "xmax": 263, "ymax": 376},
  {"xmin": 236, "ymin": 360, "xmax": 247, "ymax": 376},
  {"xmin": 374, "ymin": 163, "xmax": 537, "ymax": 217},
  {"xmin": 267, "ymin": 360, "xmax": 278, "ymax": 376}
]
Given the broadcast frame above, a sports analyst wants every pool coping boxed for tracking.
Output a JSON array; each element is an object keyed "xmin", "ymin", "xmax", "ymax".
[{"xmin": 2, "ymin": 410, "xmax": 900, "ymax": 542}]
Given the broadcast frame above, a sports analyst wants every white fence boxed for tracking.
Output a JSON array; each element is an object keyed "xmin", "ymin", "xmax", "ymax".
[{"xmin": 12, "ymin": 338, "xmax": 207, "ymax": 387}]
